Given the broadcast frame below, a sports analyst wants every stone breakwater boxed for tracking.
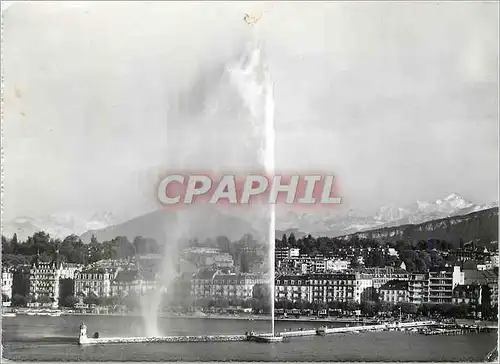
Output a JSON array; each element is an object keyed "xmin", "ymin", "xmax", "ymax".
[{"xmin": 79, "ymin": 334, "xmax": 248, "ymax": 345}]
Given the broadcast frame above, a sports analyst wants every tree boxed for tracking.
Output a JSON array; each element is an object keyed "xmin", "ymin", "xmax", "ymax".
[
  {"xmin": 360, "ymin": 301, "xmax": 378, "ymax": 316},
  {"xmin": 215, "ymin": 236, "xmax": 231, "ymax": 253},
  {"xmin": 133, "ymin": 236, "xmax": 160, "ymax": 255},
  {"xmin": 83, "ymin": 295, "xmax": 99, "ymax": 306},
  {"xmin": 399, "ymin": 302, "xmax": 418, "ymax": 316},
  {"xmin": 481, "ymin": 285, "xmax": 493, "ymax": 319},
  {"xmin": 59, "ymin": 278, "xmax": 74, "ymax": 303},
  {"xmin": 360, "ymin": 287, "xmax": 379, "ymax": 303},
  {"xmin": 125, "ymin": 290, "xmax": 139, "ymax": 309},
  {"xmin": 90, "ymin": 235, "xmax": 99, "ymax": 245},
  {"xmin": 60, "ymin": 295, "xmax": 79, "ymax": 308},
  {"xmin": 2, "ymin": 235, "xmax": 13, "ymax": 255},
  {"xmin": 38, "ymin": 295, "xmax": 54, "ymax": 304},
  {"xmin": 11, "ymin": 294, "xmax": 27, "ymax": 307},
  {"xmin": 344, "ymin": 301, "xmax": 359, "ymax": 312}
]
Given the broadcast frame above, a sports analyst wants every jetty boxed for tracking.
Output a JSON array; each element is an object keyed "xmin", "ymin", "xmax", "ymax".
[
  {"xmin": 283, "ymin": 320, "xmax": 437, "ymax": 338},
  {"xmin": 77, "ymin": 320, "xmax": 437, "ymax": 345}
]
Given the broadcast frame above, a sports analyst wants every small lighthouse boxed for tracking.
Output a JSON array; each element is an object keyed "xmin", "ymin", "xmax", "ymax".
[{"xmin": 78, "ymin": 322, "xmax": 89, "ymax": 345}]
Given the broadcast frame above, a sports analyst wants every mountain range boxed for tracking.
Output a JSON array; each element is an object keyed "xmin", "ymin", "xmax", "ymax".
[
  {"xmin": 277, "ymin": 193, "xmax": 498, "ymax": 238},
  {"xmin": 2, "ymin": 193, "xmax": 497, "ymax": 245}
]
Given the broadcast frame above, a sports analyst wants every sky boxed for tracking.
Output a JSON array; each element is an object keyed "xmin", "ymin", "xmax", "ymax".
[{"xmin": 2, "ymin": 1, "xmax": 499, "ymax": 224}]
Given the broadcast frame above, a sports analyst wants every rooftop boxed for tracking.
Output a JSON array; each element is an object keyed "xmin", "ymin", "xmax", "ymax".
[{"xmin": 380, "ymin": 280, "xmax": 408, "ymax": 291}]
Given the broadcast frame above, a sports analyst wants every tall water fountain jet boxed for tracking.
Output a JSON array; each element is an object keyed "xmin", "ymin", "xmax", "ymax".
[
  {"xmin": 228, "ymin": 40, "xmax": 276, "ymax": 334},
  {"xmin": 139, "ymin": 14, "xmax": 276, "ymax": 338},
  {"xmin": 264, "ymin": 59, "xmax": 275, "ymax": 337}
]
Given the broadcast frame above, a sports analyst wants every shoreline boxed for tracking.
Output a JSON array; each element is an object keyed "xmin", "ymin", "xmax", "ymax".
[
  {"xmin": 8, "ymin": 311, "xmax": 384, "ymax": 324},
  {"xmin": 7, "ymin": 310, "xmax": 498, "ymax": 327}
]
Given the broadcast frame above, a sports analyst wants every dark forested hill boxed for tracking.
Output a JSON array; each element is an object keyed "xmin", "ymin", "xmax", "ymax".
[{"xmin": 336, "ymin": 207, "xmax": 498, "ymax": 246}]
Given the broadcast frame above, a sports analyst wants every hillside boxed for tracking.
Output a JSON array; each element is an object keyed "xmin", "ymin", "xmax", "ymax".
[
  {"xmin": 80, "ymin": 206, "xmax": 260, "ymax": 244},
  {"xmin": 334, "ymin": 207, "xmax": 499, "ymax": 246}
]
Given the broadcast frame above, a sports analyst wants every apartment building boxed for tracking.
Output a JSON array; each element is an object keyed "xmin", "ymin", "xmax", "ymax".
[
  {"xmin": 109, "ymin": 269, "xmax": 162, "ymax": 297},
  {"xmin": 28, "ymin": 259, "xmax": 63, "ymax": 308},
  {"xmin": 211, "ymin": 273, "xmax": 267, "ymax": 300},
  {"xmin": 326, "ymin": 259, "xmax": 350, "ymax": 272},
  {"xmin": 364, "ymin": 267, "xmax": 409, "ymax": 289},
  {"xmin": 463, "ymin": 269, "xmax": 499, "ymax": 307},
  {"xmin": 275, "ymin": 273, "xmax": 356, "ymax": 304},
  {"xmin": 190, "ymin": 270, "xmax": 268, "ymax": 301},
  {"xmin": 60, "ymin": 263, "xmax": 84, "ymax": 279},
  {"xmin": 408, "ymin": 273, "xmax": 428, "ymax": 304},
  {"xmin": 354, "ymin": 272, "xmax": 374, "ymax": 303},
  {"xmin": 427, "ymin": 266, "xmax": 464, "ymax": 304},
  {"xmin": 74, "ymin": 268, "xmax": 117, "ymax": 297},
  {"xmin": 275, "ymin": 275, "xmax": 311, "ymax": 302},
  {"xmin": 452, "ymin": 284, "xmax": 481, "ymax": 306},
  {"xmin": 2, "ymin": 268, "xmax": 14, "ymax": 306},
  {"xmin": 408, "ymin": 266, "xmax": 464, "ymax": 304},
  {"xmin": 380, "ymin": 280, "xmax": 408, "ymax": 303}
]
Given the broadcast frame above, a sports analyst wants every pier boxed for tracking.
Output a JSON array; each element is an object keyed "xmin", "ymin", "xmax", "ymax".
[
  {"xmin": 282, "ymin": 320, "xmax": 437, "ymax": 338},
  {"xmin": 77, "ymin": 320, "xmax": 437, "ymax": 345}
]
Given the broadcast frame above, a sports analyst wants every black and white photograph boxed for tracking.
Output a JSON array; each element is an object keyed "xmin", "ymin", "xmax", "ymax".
[{"xmin": 1, "ymin": 1, "xmax": 499, "ymax": 362}]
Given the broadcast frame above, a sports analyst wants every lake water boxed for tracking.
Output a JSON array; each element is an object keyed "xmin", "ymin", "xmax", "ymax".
[{"xmin": 2, "ymin": 315, "xmax": 496, "ymax": 361}]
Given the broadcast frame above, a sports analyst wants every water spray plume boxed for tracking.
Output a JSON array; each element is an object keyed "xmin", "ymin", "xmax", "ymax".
[
  {"xmin": 244, "ymin": 8, "xmax": 276, "ymax": 336},
  {"xmin": 142, "ymin": 11, "xmax": 276, "ymax": 337}
]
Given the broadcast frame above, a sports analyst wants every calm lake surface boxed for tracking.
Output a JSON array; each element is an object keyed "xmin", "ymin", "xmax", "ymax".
[{"xmin": 2, "ymin": 315, "xmax": 497, "ymax": 361}]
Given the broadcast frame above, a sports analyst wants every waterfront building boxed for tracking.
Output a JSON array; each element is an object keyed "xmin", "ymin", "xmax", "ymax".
[
  {"xmin": 211, "ymin": 272, "xmax": 267, "ymax": 300},
  {"xmin": 190, "ymin": 270, "xmax": 268, "ymax": 301},
  {"xmin": 463, "ymin": 269, "xmax": 498, "ymax": 307},
  {"xmin": 408, "ymin": 266, "xmax": 464, "ymax": 304},
  {"xmin": 362, "ymin": 267, "xmax": 409, "ymax": 289},
  {"xmin": 354, "ymin": 272, "xmax": 374, "ymax": 303},
  {"xmin": 275, "ymin": 274, "xmax": 310, "ymax": 302},
  {"xmin": 427, "ymin": 266, "xmax": 464, "ymax": 304},
  {"xmin": 275, "ymin": 273, "xmax": 356, "ymax": 304},
  {"xmin": 190, "ymin": 269, "xmax": 218, "ymax": 299},
  {"xmin": 379, "ymin": 280, "xmax": 408, "ymax": 303},
  {"xmin": 28, "ymin": 258, "xmax": 63, "ymax": 308},
  {"xmin": 452, "ymin": 284, "xmax": 481, "ymax": 306},
  {"xmin": 408, "ymin": 273, "xmax": 428, "ymax": 304},
  {"xmin": 60, "ymin": 263, "xmax": 84, "ymax": 279},
  {"xmin": 109, "ymin": 269, "xmax": 160, "ymax": 297},
  {"xmin": 2, "ymin": 267, "xmax": 14, "ymax": 306},
  {"xmin": 74, "ymin": 268, "xmax": 117, "ymax": 297}
]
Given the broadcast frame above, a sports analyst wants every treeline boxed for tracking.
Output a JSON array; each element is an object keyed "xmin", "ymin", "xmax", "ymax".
[
  {"xmin": 277, "ymin": 233, "xmax": 495, "ymax": 273},
  {"xmin": 187, "ymin": 234, "xmax": 265, "ymax": 273},
  {"xmin": 275, "ymin": 299, "xmax": 497, "ymax": 320},
  {"xmin": 1, "ymin": 232, "xmax": 161, "ymax": 267},
  {"xmin": 1, "ymin": 231, "xmax": 266, "ymax": 274}
]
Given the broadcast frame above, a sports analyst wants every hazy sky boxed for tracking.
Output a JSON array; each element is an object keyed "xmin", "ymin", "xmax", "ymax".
[{"xmin": 2, "ymin": 1, "xmax": 498, "ymax": 222}]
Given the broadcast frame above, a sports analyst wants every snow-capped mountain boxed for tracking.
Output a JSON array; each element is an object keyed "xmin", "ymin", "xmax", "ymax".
[
  {"xmin": 274, "ymin": 193, "xmax": 498, "ymax": 237},
  {"xmin": 2, "ymin": 212, "xmax": 118, "ymax": 241},
  {"xmin": 2, "ymin": 193, "xmax": 497, "ymax": 242}
]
